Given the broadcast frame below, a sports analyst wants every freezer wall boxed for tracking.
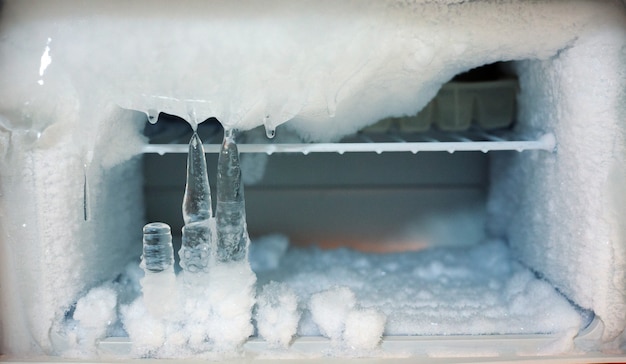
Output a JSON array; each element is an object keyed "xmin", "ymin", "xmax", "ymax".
[
  {"xmin": 488, "ymin": 23, "xmax": 626, "ymax": 345},
  {"xmin": 0, "ymin": 108, "xmax": 145, "ymax": 353}
]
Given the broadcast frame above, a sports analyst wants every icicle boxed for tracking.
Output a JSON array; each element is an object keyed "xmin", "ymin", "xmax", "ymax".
[
  {"xmin": 146, "ymin": 109, "xmax": 158, "ymax": 124},
  {"xmin": 182, "ymin": 133, "xmax": 212, "ymax": 225},
  {"xmin": 263, "ymin": 116, "xmax": 276, "ymax": 139},
  {"xmin": 215, "ymin": 128, "xmax": 249, "ymax": 262}
]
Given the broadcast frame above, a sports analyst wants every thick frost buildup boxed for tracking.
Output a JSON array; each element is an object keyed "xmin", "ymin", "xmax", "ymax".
[
  {"xmin": 344, "ymin": 308, "xmax": 386, "ymax": 350},
  {"xmin": 253, "ymin": 237, "xmax": 582, "ymax": 339},
  {"xmin": 72, "ymin": 286, "xmax": 118, "ymax": 350},
  {"xmin": 309, "ymin": 287, "xmax": 357, "ymax": 342},
  {"xmin": 0, "ymin": 0, "xmax": 624, "ymax": 356},
  {"xmin": 118, "ymin": 127, "xmax": 258, "ymax": 358},
  {"xmin": 487, "ymin": 17, "xmax": 626, "ymax": 343},
  {"xmin": 255, "ymin": 281, "xmax": 301, "ymax": 348}
]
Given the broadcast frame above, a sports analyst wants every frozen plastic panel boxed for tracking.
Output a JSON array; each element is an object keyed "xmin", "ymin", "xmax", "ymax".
[
  {"xmin": 434, "ymin": 84, "xmax": 475, "ymax": 131},
  {"xmin": 473, "ymin": 80, "xmax": 517, "ymax": 129}
]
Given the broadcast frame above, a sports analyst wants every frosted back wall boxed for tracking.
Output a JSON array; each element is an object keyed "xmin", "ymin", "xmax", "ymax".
[
  {"xmin": 488, "ymin": 24, "xmax": 626, "ymax": 345},
  {"xmin": 0, "ymin": 0, "xmax": 625, "ymax": 355}
]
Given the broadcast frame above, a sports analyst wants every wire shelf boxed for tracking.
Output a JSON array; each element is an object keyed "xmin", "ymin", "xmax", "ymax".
[{"xmin": 141, "ymin": 131, "xmax": 556, "ymax": 155}]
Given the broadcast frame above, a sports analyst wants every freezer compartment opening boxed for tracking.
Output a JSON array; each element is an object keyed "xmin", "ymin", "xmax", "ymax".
[
  {"xmin": 116, "ymin": 65, "xmax": 590, "ymax": 357},
  {"xmin": 13, "ymin": 57, "xmax": 618, "ymax": 358}
]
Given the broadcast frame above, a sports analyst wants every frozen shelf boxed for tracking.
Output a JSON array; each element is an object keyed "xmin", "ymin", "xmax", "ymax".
[{"xmin": 142, "ymin": 132, "xmax": 556, "ymax": 155}]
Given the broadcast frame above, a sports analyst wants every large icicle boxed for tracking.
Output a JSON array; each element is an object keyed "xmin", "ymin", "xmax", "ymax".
[
  {"xmin": 182, "ymin": 133, "xmax": 212, "ymax": 224},
  {"xmin": 215, "ymin": 129, "xmax": 250, "ymax": 262},
  {"xmin": 180, "ymin": 132, "xmax": 213, "ymax": 273}
]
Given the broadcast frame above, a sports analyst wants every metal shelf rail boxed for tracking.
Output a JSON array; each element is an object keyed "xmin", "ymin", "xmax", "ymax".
[{"xmin": 141, "ymin": 131, "xmax": 556, "ymax": 155}]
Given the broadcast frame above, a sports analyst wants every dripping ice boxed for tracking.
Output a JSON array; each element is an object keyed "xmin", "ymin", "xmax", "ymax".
[
  {"xmin": 216, "ymin": 129, "xmax": 250, "ymax": 262},
  {"xmin": 127, "ymin": 125, "xmax": 256, "ymax": 356},
  {"xmin": 180, "ymin": 132, "xmax": 212, "ymax": 273}
]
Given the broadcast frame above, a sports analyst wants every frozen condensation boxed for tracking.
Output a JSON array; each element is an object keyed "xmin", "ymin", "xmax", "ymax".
[
  {"xmin": 125, "ymin": 124, "xmax": 257, "ymax": 358},
  {"xmin": 255, "ymin": 281, "xmax": 300, "ymax": 348},
  {"xmin": 309, "ymin": 287, "xmax": 357, "ymax": 342},
  {"xmin": 344, "ymin": 307, "xmax": 386, "ymax": 350},
  {"xmin": 180, "ymin": 132, "xmax": 214, "ymax": 274},
  {"xmin": 0, "ymin": 0, "xmax": 624, "ymax": 357},
  {"xmin": 142, "ymin": 222, "xmax": 174, "ymax": 273},
  {"xmin": 182, "ymin": 133, "xmax": 212, "ymax": 225},
  {"xmin": 71, "ymin": 286, "xmax": 118, "ymax": 352},
  {"xmin": 180, "ymin": 221, "xmax": 212, "ymax": 273},
  {"xmin": 215, "ymin": 129, "xmax": 249, "ymax": 262},
  {"xmin": 253, "ymin": 237, "xmax": 583, "ymax": 338}
]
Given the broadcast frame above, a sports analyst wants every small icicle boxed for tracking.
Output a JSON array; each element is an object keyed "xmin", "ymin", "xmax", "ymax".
[
  {"xmin": 182, "ymin": 133, "xmax": 212, "ymax": 224},
  {"xmin": 263, "ymin": 116, "xmax": 276, "ymax": 139},
  {"xmin": 83, "ymin": 163, "xmax": 90, "ymax": 221},
  {"xmin": 147, "ymin": 109, "xmax": 158, "ymax": 124},
  {"xmin": 215, "ymin": 128, "xmax": 250, "ymax": 262}
]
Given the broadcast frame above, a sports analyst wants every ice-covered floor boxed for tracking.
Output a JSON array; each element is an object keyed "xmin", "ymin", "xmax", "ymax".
[
  {"xmin": 57, "ymin": 235, "xmax": 587, "ymax": 358},
  {"xmin": 250, "ymin": 236, "xmax": 583, "ymax": 338}
]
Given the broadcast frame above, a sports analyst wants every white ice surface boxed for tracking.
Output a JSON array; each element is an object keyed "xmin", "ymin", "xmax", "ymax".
[
  {"xmin": 255, "ymin": 281, "xmax": 300, "ymax": 348},
  {"xmin": 487, "ymin": 16, "xmax": 626, "ymax": 344},
  {"xmin": 252, "ymin": 237, "xmax": 583, "ymax": 338},
  {"xmin": 122, "ymin": 262, "xmax": 256, "ymax": 358}
]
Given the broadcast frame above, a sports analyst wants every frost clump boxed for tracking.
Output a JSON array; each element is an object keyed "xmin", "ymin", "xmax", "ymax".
[
  {"xmin": 309, "ymin": 286, "xmax": 386, "ymax": 350},
  {"xmin": 255, "ymin": 281, "xmax": 301, "ymax": 348}
]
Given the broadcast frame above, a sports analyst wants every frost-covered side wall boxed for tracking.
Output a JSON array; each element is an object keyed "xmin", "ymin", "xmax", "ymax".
[
  {"xmin": 488, "ymin": 21, "xmax": 626, "ymax": 345},
  {"xmin": 0, "ymin": 108, "xmax": 145, "ymax": 354}
]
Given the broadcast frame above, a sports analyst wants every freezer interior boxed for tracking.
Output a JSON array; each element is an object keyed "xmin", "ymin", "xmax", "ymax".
[{"xmin": 0, "ymin": 0, "xmax": 625, "ymax": 361}]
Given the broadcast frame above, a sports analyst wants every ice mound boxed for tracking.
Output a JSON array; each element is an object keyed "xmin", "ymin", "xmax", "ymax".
[
  {"xmin": 309, "ymin": 286, "xmax": 386, "ymax": 351},
  {"xmin": 309, "ymin": 287, "xmax": 357, "ymax": 342},
  {"xmin": 255, "ymin": 281, "xmax": 301, "ymax": 348}
]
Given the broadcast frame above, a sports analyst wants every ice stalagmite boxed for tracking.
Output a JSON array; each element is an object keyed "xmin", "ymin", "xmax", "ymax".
[
  {"xmin": 141, "ymin": 222, "xmax": 178, "ymax": 318},
  {"xmin": 182, "ymin": 133, "xmax": 212, "ymax": 224},
  {"xmin": 215, "ymin": 129, "xmax": 249, "ymax": 262},
  {"xmin": 142, "ymin": 222, "xmax": 174, "ymax": 273},
  {"xmin": 180, "ymin": 132, "xmax": 213, "ymax": 273}
]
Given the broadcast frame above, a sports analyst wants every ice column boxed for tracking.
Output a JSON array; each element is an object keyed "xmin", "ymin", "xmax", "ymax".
[
  {"xmin": 215, "ymin": 129, "xmax": 250, "ymax": 262},
  {"xmin": 180, "ymin": 133, "xmax": 213, "ymax": 273},
  {"xmin": 142, "ymin": 222, "xmax": 174, "ymax": 273},
  {"xmin": 141, "ymin": 222, "xmax": 177, "ymax": 317}
]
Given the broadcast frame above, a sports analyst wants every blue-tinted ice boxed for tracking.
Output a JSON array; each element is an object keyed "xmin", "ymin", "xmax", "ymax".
[
  {"xmin": 142, "ymin": 222, "xmax": 174, "ymax": 273},
  {"xmin": 182, "ymin": 133, "xmax": 212, "ymax": 224},
  {"xmin": 215, "ymin": 129, "xmax": 249, "ymax": 262},
  {"xmin": 180, "ymin": 221, "xmax": 212, "ymax": 273},
  {"xmin": 180, "ymin": 132, "xmax": 213, "ymax": 272}
]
